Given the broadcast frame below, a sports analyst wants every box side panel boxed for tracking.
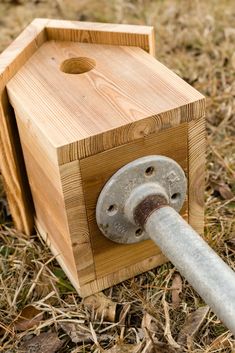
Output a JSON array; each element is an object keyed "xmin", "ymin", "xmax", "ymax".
[
  {"xmin": 59, "ymin": 160, "xmax": 95, "ymax": 286},
  {"xmin": 80, "ymin": 123, "xmax": 188, "ymax": 280},
  {"xmin": 11, "ymin": 106, "xmax": 79, "ymax": 288},
  {"xmin": 188, "ymin": 117, "xmax": 205, "ymax": 235}
]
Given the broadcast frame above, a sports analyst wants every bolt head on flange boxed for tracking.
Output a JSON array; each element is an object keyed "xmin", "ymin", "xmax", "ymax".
[{"xmin": 96, "ymin": 155, "xmax": 187, "ymax": 244}]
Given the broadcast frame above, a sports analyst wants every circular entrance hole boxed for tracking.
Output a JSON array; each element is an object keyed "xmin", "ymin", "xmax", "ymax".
[{"xmin": 60, "ymin": 57, "xmax": 96, "ymax": 74}]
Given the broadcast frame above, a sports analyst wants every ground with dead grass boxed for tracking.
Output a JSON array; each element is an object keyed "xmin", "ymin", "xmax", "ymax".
[{"xmin": 0, "ymin": 0, "xmax": 234, "ymax": 352}]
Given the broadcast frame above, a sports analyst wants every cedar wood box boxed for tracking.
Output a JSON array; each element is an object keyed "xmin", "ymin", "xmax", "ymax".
[{"xmin": 0, "ymin": 19, "xmax": 205, "ymax": 296}]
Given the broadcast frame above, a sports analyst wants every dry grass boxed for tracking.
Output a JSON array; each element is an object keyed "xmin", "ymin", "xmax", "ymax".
[{"xmin": 0, "ymin": 0, "xmax": 235, "ymax": 352}]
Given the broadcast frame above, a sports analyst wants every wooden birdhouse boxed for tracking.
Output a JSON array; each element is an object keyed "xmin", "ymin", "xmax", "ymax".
[{"xmin": 0, "ymin": 19, "xmax": 205, "ymax": 297}]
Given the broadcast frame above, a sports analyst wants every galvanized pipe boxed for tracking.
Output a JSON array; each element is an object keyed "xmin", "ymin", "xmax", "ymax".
[
  {"xmin": 142, "ymin": 205, "xmax": 235, "ymax": 335},
  {"xmin": 96, "ymin": 155, "xmax": 235, "ymax": 334}
]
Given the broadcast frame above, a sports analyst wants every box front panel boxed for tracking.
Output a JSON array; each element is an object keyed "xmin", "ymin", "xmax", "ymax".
[{"xmin": 80, "ymin": 123, "xmax": 188, "ymax": 279}]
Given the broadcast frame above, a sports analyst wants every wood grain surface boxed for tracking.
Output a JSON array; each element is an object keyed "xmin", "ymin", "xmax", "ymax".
[
  {"xmin": 14, "ymin": 109, "xmax": 79, "ymax": 286},
  {"xmin": 46, "ymin": 19, "xmax": 156, "ymax": 56},
  {"xmin": 0, "ymin": 19, "xmax": 156, "ymax": 234},
  {"xmin": 1, "ymin": 20, "xmax": 206, "ymax": 296},
  {"xmin": 0, "ymin": 19, "xmax": 48, "ymax": 234},
  {"xmin": 7, "ymin": 40, "xmax": 204, "ymax": 164},
  {"xmin": 79, "ymin": 252, "xmax": 167, "ymax": 297},
  {"xmin": 59, "ymin": 160, "xmax": 95, "ymax": 286},
  {"xmin": 188, "ymin": 117, "xmax": 205, "ymax": 235},
  {"xmin": 80, "ymin": 123, "xmax": 188, "ymax": 279}
]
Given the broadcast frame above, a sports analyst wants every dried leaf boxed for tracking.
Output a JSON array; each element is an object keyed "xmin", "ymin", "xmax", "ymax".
[
  {"xmin": 13, "ymin": 305, "xmax": 43, "ymax": 332},
  {"xmin": 83, "ymin": 292, "xmax": 117, "ymax": 322},
  {"xmin": 141, "ymin": 312, "xmax": 159, "ymax": 332},
  {"xmin": 143, "ymin": 339, "xmax": 178, "ymax": 353},
  {"xmin": 20, "ymin": 332, "xmax": 63, "ymax": 353},
  {"xmin": 177, "ymin": 306, "xmax": 209, "ymax": 345},
  {"xmin": 218, "ymin": 184, "xmax": 234, "ymax": 200},
  {"xmin": 171, "ymin": 274, "xmax": 182, "ymax": 309},
  {"xmin": 154, "ymin": 342, "xmax": 178, "ymax": 353},
  {"xmin": 60, "ymin": 322, "xmax": 89, "ymax": 343},
  {"xmin": 60, "ymin": 321, "xmax": 113, "ymax": 344},
  {"xmin": 210, "ymin": 179, "xmax": 234, "ymax": 200},
  {"xmin": 105, "ymin": 343, "xmax": 142, "ymax": 353}
]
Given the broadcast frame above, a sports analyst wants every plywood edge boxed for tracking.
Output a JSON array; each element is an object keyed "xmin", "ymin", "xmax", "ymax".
[
  {"xmin": 188, "ymin": 116, "xmax": 206, "ymax": 235},
  {"xmin": 57, "ymin": 100, "xmax": 205, "ymax": 164},
  {"xmin": 78, "ymin": 253, "xmax": 167, "ymax": 297}
]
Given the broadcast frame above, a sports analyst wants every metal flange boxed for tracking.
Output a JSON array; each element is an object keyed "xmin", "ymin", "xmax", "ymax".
[{"xmin": 96, "ymin": 155, "xmax": 187, "ymax": 244}]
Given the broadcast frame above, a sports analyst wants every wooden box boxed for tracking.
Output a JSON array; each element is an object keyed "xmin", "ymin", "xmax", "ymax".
[{"xmin": 0, "ymin": 19, "xmax": 205, "ymax": 297}]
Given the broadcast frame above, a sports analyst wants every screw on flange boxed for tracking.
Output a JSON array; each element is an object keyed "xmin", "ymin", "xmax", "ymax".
[{"xmin": 96, "ymin": 155, "xmax": 186, "ymax": 244}]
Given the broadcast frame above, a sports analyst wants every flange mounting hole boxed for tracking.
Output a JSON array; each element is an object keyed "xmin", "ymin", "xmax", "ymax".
[
  {"xmin": 171, "ymin": 193, "xmax": 181, "ymax": 202},
  {"xmin": 145, "ymin": 166, "xmax": 154, "ymax": 176},
  {"xmin": 135, "ymin": 228, "xmax": 143, "ymax": 237},
  {"xmin": 60, "ymin": 57, "xmax": 96, "ymax": 74},
  {"xmin": 107, "ymin": 204, "xmax": 118, "ymax": 216}
]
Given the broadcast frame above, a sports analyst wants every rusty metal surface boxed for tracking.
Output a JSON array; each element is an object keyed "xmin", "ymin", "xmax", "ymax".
[{"xmin": 134, "ymin": 194, "xmax": 168, "ymax": 227}]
